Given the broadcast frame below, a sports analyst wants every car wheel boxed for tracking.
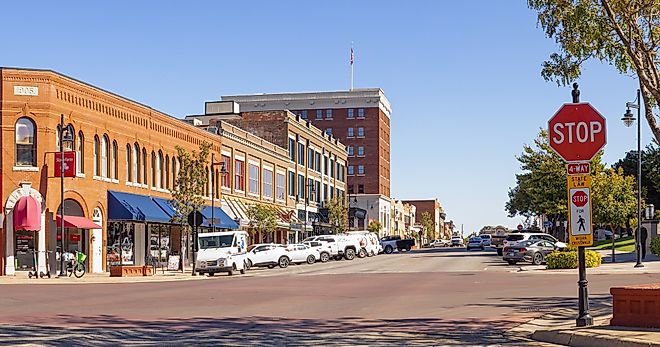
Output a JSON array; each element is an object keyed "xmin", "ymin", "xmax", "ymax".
[
  {"xmin": 507, "ymin": 260, "xmax": 518, "ymax": 265},
  {"xmin": 345, "ymin": 248, "xmax": 356, "ymax": 260},
  {"xmin": 228, "ymin": 264, "xmax": 236, "ymax": 276},
  {"xmin": 384, "ymin": 246, "xmax": 393, "ymax": 254},
  {"xmin": 320, "ymin": 252, "xmax": 330, "ymax": 263},
  {"xmin": 333, "ymin": 255, "xmax": 343, "ymax": 261},
  {"xmin": 532, "ymin": 252, "xmax": 544, "ymax": 265},
  {"xmin": 208, "ymin": 272, "xmax": 215, "ymax": 277},
  {"xmin": 240, "ymin": 266, "xmax": 246, "ymax": 275},
  {"xmin": 278, "ymin": 256, "xmax": 290, "ymax": 268},
  {"xmin": 306, "ymin": 255, "xmax": 316, "ymax": 264},
  {"xmin": 358, "ymin": 248, "xmax": 367, "ymax": 258},
  {"xmin": 245, "ymin": 259, "xmax": 252, "ymax": 270},
  {"xmin": 267, "ymin": 265, "xmax": 275, "ymax": 269}
]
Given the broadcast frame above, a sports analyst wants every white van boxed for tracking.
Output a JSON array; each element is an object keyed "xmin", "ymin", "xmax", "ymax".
[
  {"xmin": 196, "ymin": 231, "xmax": 249, "ymax": 276},
  {"xmin": 346, "ymin": 231, "xmax": 381, "ymax": 257}
]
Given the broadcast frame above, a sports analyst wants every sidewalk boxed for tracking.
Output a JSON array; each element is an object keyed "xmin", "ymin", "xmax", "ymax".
[
  {"xmin": 509, "ymin": 300, "xmax": 660, "ymax": 346},
  {"xmin": 516, "ymin": 250, "xmax": 660, "ymax": 274},
  {"xmin": 0, "ymin": 269, "xmax": 210, "ymax": 285}
]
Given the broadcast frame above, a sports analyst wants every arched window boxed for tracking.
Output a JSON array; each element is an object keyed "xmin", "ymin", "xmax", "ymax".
[
  {"xmin": 151, "ymin": 151, "xmax": 157, "ymax": 187},
  {"xmin": 134, "ymin": 143, "xmax": 140, "ymax": 184},
  {"xmin": 142, "ymin": 148, "xmax": 147, "ymax": 185},
  {"xmin": 165, "ymin": 155, "xmax": 170, "ymax": 190},
  {"xmin": 112, "ymin": 140, "xmax": 118, "ymax": 180},
  {"xmin": 77, "ymin": 131, "xmax": 84, "ymax": 174},
  {"xmin": 157, "ymin": 150, "xmax": 163, "ymax": 189},
  {"xmin": 15, "ymin": 117, "xmax": 36, "ymax": 166},
  {"xmin": 205, "ymin": 165, "xmax": 210, "ymax": 197},
  {"xmin": 126, "ymin": 144, "xmax": 132, "ymax": 182},
  {"xmin": 172, "ymin": 157, "xmax": 177, "ymax": 190},
  {"xmin": 56, "ymin": 125, "xmax": 61, "ymax": 152},
  {"xmin": 101, "ymin": 135, "xmax": 109, "ymax": 177},
  {"xmin": 93, "ymin": 135, "xmax": 100, "ymax": 176}
]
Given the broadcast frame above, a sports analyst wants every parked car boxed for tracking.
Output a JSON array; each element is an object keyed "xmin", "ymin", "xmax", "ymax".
[
  {"xmin": 502, "ymin": 239, "xmax": 557, "ymax": 265},
  {"xmin": 380, "ymin": 235, "xmax": 415, "ymax": 254},
  {"xmin": 466, "ymin": 237, "xmax": 485, "ymax": 251},
  {"xmin": 196, "ymin": 231, "xmax": 249, "ymax": 276},
  {"xmin": 346, "ymin": 231, "xmax": 381, "ymax": 257},
  {"xmin": 479, "ymin": 234, "xmax": 492, "ymax": 247},
  {"xmin": 430, "ymin": 239, "xmax": 451, "ymax": 248},
  {"xmin": 303, "ymin": 235, "xmax": 360, "ymax": 260},
  {"xmin": 502, "ymin": 232, "xmax": 567, "ymax": 250},
  {"xmin": 245, "ymin": 243, "xmax": 291, "ymax": 269},
  {"xmin": 302, "ymin": 240, "xmax": 331, "ymax": 262},
  {"xmin": 451, "ymin": 236, "xmax": 464, "ymax": 247},
  {"xmin": 284, "ymin": 244, "xmax": 319, "ymax": 264}
]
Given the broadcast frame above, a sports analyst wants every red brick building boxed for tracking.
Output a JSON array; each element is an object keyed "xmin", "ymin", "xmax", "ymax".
[{"xmin": 402, "ymin": 199, "xmax": 448, "ymax": 240}]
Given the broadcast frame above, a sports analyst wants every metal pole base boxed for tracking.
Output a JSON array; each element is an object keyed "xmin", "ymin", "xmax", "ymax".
[{"xmin": 576, "ymin": 314, "xmax": 594, "ymax": 327}]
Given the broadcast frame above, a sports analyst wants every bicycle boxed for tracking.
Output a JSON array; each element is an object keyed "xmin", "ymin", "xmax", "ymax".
[{"xmin": 66, "ymin": 251, "xmax": 87, "ymax": 278}]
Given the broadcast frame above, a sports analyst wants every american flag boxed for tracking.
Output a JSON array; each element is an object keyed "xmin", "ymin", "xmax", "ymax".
[{"xmin": 350, "ymin": 47, "xmax": 354, "ymax": 65}]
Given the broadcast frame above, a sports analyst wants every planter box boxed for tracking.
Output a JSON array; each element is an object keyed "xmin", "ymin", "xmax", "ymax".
[
  {"xmin": 611, "ymin": 284, "xmax": 660, "ymax": 328},
  {"xmin": 110, "ymin": 265, "xmax": 149, "ymax": 277}
]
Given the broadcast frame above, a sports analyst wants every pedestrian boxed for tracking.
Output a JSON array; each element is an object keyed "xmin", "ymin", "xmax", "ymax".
[{"xmin": 641, "ymin": 227, "xmax": 648, "ymax": 260}]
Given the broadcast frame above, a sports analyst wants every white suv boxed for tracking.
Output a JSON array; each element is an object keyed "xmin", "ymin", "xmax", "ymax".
[
  {"xmin": 302, "ymin": 240, "xmax": 332, "ymax": 262},
  {"xmin": 245, "ymin": 244, "xmax": 291, "ymax": 269},
  {"xmin": 503, "ymin": 233, "xmax": 567, "ymax": 250}
]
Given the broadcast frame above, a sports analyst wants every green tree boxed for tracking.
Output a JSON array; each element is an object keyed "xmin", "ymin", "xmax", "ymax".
[
  {"xmin": 421, "ymin": 212, "xmax": 434, "ymax": 241},
  {"xmin": 367, "ymin": 220, "xmax": 382, "ymax": 236},
  {"xmin": 246, "ymin": 204, "xmax": 278, "ymax": 242},
  {"xmin": 613, "ymin": 141, "xmax": 660, "ymax": 210},
  {"xmin": 592, "ymin": 168, "xmax": 639, "ymax": 234},
  {"xmin": 528, "ymin": 0, "xmax": 660, "ymax": 142},
  {"xmin": 170, "ymin": 141, "xmax": 211, "ymax": 269},
  {"xmin": 325, "ymin": 197, "xmax": 348, "ymax": 234}
]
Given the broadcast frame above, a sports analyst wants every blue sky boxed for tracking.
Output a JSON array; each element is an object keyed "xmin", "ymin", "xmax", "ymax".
[{"xmin": 2, "ymin": 1, "xmax": 654, "ymax": 234}]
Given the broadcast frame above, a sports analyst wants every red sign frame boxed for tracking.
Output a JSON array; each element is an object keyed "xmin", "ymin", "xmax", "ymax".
[
  {"xmin": 55, "ymin": 151, "xmax": 77, "ymax": 177},
  {"xmin": 548, "ymin": 103, "xmax": 606, "ymax": 162}
]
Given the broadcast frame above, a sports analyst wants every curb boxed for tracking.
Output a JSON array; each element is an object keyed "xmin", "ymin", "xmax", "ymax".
[{"xmin": 532, "ymin": 329, "xmax": 660, "ymax": 347}]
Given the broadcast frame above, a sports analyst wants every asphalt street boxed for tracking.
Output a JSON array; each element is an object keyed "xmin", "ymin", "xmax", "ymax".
[{"xmin": 1, "ymin": 247, "xmax": 658, "ymax": 346}]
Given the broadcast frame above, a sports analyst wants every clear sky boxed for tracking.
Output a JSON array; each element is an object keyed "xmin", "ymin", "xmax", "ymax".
[{"xmin": 2, "ymin": 1, "xmax": 654, "ymax": 235}]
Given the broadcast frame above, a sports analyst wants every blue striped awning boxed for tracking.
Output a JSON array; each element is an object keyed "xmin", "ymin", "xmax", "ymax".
[{"xmin": 107, "ymin": 191, "xmax": 171, "ymax": 223}]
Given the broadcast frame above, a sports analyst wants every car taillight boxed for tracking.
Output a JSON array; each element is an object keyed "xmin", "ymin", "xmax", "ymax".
[{"xmin": 520, "ymin": 248, "xmax": 527, "ymax": 252}]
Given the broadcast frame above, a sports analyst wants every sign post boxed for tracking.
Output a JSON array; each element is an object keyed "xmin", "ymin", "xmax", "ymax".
[{"xmin": 547, "ymin": 84, "xmax": 606, "ymax": 327}]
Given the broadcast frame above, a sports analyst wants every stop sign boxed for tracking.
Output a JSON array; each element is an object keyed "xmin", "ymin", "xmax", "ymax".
[
  {"xmin": 548, "ymin": 103, "xmax": 606, "ymax": 162},
  {"xmin": 572, "ymin": 190, "xmax": 588, "ymax": 207}
]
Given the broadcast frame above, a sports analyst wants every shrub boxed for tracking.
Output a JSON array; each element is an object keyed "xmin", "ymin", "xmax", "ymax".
[
  {"xmin": 546, "ymin": 250, "xmax": 602, "ymax": 269},
  {"xmin": 651, "ymin": 237, "xmax": 660, "ymax": 256}
]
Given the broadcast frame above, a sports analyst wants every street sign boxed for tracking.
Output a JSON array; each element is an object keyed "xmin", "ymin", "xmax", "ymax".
[
  {"xmin": 548, "ymin": 103, "xmax": 606, "ymax": 162},
  {"xmin": 568, "ymin": 174, "xmax": 593, "ymax": 247},
  {"xmin": 567, "ymin": 162, "xmax": 590, "ymax": 176},
  {"xmin": 187, "ymin": 210, "xmax": 204, "ymax": 227},
  {"xmin": 54, "ymin": 151, "xmax": 76, "ymax": 177}
]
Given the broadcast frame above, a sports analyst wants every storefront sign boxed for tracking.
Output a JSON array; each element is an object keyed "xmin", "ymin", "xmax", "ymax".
[
  {"xmin": 55, "ymin": 151, "xmax": 76, "ymax": 177},
  {"xmin": 14, "ymin": 86, "xmax": 39, "ymax": 96},
  {"xmin": 167, "ymin": 255, "xmax": 180, "ymax": 271},
  {"xmin": 70, "ymin": 234, "xmax": 81, "ymax": 242}
]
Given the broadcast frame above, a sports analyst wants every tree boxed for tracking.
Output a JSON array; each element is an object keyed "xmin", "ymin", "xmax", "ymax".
[
  {"xmin": 170, "ymin": 141, "xmax": 211, "ymax": 269},
  {"xmin": 613, "ymin": 141, "xmax": 660, "ymax": 210},
  {"xmin": 367, "ymin": 220, "xmax": 382, "ymax": 236},
  {"xmin": 246, "ymin": 204, "xmax": 278, "ymax": 243},
  {"xmin": 591, "ymin": 168, "xmax": 638, "ymax": 261},
  {"xmin": 528, "ymin": 0, "xmax": 660, "ymax": 142},
  {"xmin": 325, "ymin": 197, "xmax": 348, "ymax": 234},
  {"xmin": 421, "ymin": 212, "xmax": 434, "ymax": 241}
]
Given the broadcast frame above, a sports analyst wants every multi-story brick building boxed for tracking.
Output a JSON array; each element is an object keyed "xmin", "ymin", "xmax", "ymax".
[
  {"xmin": 220, "ymin": 89, "xmax": 392, "ymax": 233},
  {"xmin": 402, "ymin": 199, "xmax": 448, "ymax": 240}
]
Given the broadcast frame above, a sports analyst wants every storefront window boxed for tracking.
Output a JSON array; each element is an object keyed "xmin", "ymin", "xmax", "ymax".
[{"xmin": 107, "ymin": 222, "xmax": 135, "ymax": 266}]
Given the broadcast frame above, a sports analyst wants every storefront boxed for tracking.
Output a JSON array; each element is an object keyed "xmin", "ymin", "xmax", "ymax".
[
  {"xmin": 4, "ymin": 184, "xmax": 46, "ymax": 276},
  {"xmin": 223, "ymin": 197, "xmax": 300, "ymax": 244}
]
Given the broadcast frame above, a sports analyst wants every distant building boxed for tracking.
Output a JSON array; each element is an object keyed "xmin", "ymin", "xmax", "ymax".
[{"xmin": 402, "ymin": 199, "xmax": 448, "ymax": 240}]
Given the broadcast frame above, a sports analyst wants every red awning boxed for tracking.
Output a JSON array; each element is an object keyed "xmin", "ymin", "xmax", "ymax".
[
  {"xmin": 13, "ymin": 196, "xmax": 41, "ymax": 231},
  {"xmin": 56, "ymin": 215, "xmax": 102, "ymax": 229}
]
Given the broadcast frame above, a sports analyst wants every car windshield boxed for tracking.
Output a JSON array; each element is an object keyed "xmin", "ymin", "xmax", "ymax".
[
  {"xmin": 516, "ymin": 240, "xmax": 537, "ymax": 247},
  {"xmin": 198, "ymin": 235, "xmax": 234, "ymax": 249},
  {"xmin": 470, "ymin": 238, "xmax": 481, "ymax": 242},
  {"xmin": 506, "ymin": 235, "xmax": 525, "ymax": 242}
]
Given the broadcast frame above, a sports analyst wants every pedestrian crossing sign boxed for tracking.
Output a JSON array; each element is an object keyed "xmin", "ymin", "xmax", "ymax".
[{"xmin": 567, "ymin": 174, "xmax": 593, "ymax": 247}]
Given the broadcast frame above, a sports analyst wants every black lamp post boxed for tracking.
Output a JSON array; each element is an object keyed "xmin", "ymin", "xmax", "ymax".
[
  {"xmin": 622, "ymin": 89, "xmax": 644, "ymax": 268},
  {"xmin": 209, "ymin": 153, "xmax": 228, "ymax": 232},
  {"xmin": 58, "ymin": 116, "xmax": 74, "ymax": 277}
]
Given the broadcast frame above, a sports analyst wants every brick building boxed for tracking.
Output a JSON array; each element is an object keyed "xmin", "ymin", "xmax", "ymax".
[{"xmin": 402, "ymin": 199, "xmax": 448, "ymax": 240}]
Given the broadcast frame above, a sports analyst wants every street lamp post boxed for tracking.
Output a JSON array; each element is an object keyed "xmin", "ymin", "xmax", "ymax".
[
  {"xmin": 209, "ymin": 153, "xmax": 228, "ymax": 232},
  {"xmin": 622, "ymin": 89, "xmax": 644, "ymax": 268},
  {"xmin": 58, "ymin": 116, "xmax": 74, "ymax": 277}
]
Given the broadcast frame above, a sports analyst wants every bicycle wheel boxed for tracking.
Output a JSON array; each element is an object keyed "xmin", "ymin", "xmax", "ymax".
[{"xmin": 73, "ymin": 263, "xmax": 86, "ymax": 278}]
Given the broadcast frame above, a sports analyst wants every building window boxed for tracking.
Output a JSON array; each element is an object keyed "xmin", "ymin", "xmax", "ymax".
[
  {"xmin": 308, "ymin": 148, "xmax": 314, "ymax": 169},
  {"xmin": 126, "ymin": 144, "xmax": 132, "ymax": 182},
  {"xmin": 338, "ymin": 163, "xmax": 345, "ymax": 182},
  {"xmin": 358, "ymin": 184, "xmax": 365, "ymax": 193},
  {"xmin": 288, "ymin": 171, "xmax": 295, "ymax": 197},
  {"xmin": 298, "ymin": 142, "xmax": 305, "ymax": 166},
  {"xmin": 133, "ymin": 144, "xmax": 140, "ymax": 184},
  {"xmin": 347, "ymin": 108, "xmax": 354, "ymax": 119},
  {"xmin": 142, "ymin": 148, "xmax": 148, "ymax": 185},
  {"xmin": 315, "ymin": 152, "xmax": 321, "ymax": 172},
  {"xmin": 326, "ymin": 109, "xmax": 332, "ymax": 119},
  {"xmin": 348, "ymin": 165, "xmax": 354, "ymax": 175},
  {"xmin": 358, "ymin": 108, "xmax": 365, "ymax": 118},
  {"xmin": 93, "ymin": 136, "xmax": 100, "ymax": 176},
  {"xmin": 235, "ymin": 159, "xmax": 245, "ymax": 191},
  {"xmin": 151, "ymin": 151, "xmax": 156, "ymax": 186},
  {"xmin": 298, "ymin": 174, "xmax": 305, "ymax": 200},
  {"xmin": 15, "ymin": 117, "xmax": 36, "ymax": 166},
  {"xmin": 347, "ymin": 128, "xmax": 354, "ymax": 137},
  {"xmin": 289, "ymin": 138, "xmax": 296, "ymax": 162},
  {"xmin": 307, "ymin": 178, "xmax": 314, "ymax": 202},
  {"xmin": 76, "ymin": 131, "xmax": 84, "ymax": 174},
  {"xmin": 324, "ymin": 156, "xmax": 329, "ymax": 175},
  {"xmin": 301, "ymin": 110, "xmax": 308, "ymax": 119},
  {"xmin": 221, "ymin": 155, "xmax": 231, "ymax": 188},
  {"xmin": 325, "ymin": 128, "xmax": 333, "ymax": 136},
  {"xmin": 276, "ymin": 172, "xmax": 285, "ymax": 200},
  {"xmin": 157, "ymin": 151, "xmax": 164, "ymax": 188},
  {"xmin": 112, "ymin": 141, "xmax": 118, "ymax": 180},
  {"xmin": 358, "ymin": 146, "xmax": 364, "ymax": 157},
  {"xmin": 316, "ymin": 110, "xmax": 323, "ymax": 119},
  {"xmin": 323, "ymin": 183, "xmax": 329, "ymax": 202},
  {"xmin": 330, "ymin": 159, "xmax": 335, "ymax": 178},
  {"xmin": 315, "ymin": 181, "xmax": 321, "ymax": 202},
  {"xmin": 358, "ymin": 127, "xmax": 365, "ymax": 137},
  {"xmin": 165, "ymin": 155, "xmax": 170, "ymax": 190},
  {"xmin": 101, "ymin": 135, "xmax": 110, "ymax": 178},
  {"xmin": 263, "ymin": 168, "xmax": 273, "ymax": 198},
  {"xmin": 358, "ymin": 165, "xmax": 365, "ymax": 175},
  {"xmin": 348, "ymin": 146, "xmax": 354, "ymax": 156},
  {"xmin": 172, "ymin": 157, "xmax": 178, "ymax": 189},
  {"xmin": 249, "ymin": 163, "xmax": 260, "ymax": 195},
  {"xmin": 348, "ymin": 185, "xmax": 354, "ymax": 194}
]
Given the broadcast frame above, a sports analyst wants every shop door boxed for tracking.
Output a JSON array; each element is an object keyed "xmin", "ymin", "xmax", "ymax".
[{"xmin": 92, "ymin": 208, "xmax": 103, "ymax": 273}]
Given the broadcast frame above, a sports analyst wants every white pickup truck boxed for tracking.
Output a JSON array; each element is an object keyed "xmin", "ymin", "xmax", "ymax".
[
  {"xmin": 304, "ymin": 235, "xmax": 361, "ymax": 260},
  {"xmin": 196, "ymin": 231, "xmax": 249, "ymax": 276}
]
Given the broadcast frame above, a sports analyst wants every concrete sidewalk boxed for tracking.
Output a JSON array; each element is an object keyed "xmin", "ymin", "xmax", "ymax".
[
  {"xmin": 0, "ymin": 270, "xmax": 209, "ymax": 285},
  {"xmin": 516, "ymin": 250, "xmax": 660, "ymax": 275},
  {"xmin": 510, "ymin": 301, "xmax": 660, "ymax": 346}
]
